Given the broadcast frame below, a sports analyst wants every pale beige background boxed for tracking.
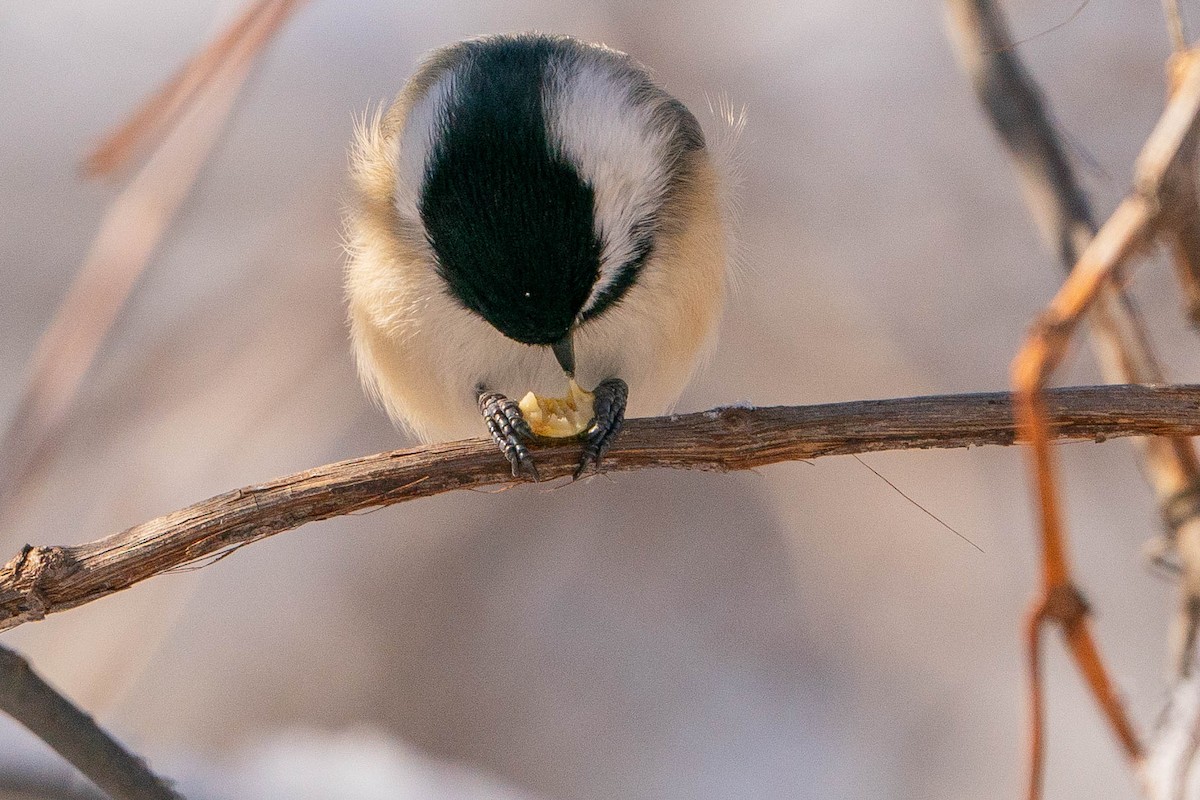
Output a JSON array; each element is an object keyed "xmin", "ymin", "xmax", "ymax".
[{"xmin": 0, "ymin": 1, "xmax": 1193, "ymax": 798}]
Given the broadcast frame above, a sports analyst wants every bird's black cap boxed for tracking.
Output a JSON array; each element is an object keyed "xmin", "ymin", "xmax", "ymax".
[
  {"xmin": 419, "ymin": 36, "xmax": 600, "ymax": 346},
  {"xmin": 416, "ymin": 34, "xmax": 705, "ymax": 348}
]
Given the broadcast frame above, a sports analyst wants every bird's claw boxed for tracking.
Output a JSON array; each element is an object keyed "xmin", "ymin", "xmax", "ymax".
[
  {"xmin": 574, "ymin": 378, "xmax": 628, "ymax": 479},
  {"xmin": 479, "ymin": 378, "xmax": 628, "ymax": 481},
  {"xmin": 478, "ymin": 390, "xmax": 540, "ymax": 480}
]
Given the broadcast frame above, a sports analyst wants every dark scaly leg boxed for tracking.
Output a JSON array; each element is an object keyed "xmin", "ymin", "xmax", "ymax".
[
  {"xmin": 575, "ymin": 378, "xmax": 628, "ymax": 479},
  {"xmin": 477, "ymin": 388, "xmax": 539, "ymax": 481}
]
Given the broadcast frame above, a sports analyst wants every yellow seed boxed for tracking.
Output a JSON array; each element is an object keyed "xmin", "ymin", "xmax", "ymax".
[{"xmin": 518, "ymin": 379, "xmax": 596, "ymax": 438}]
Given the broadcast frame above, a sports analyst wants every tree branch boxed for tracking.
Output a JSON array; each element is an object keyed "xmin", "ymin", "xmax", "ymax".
[
  {"xmin": 945, "ymin": 0, "xmax": 1200, "ymax": 538},
  {"xmin": 0, "ymin": 384, "xmax": 1199, "ymax": 634},
  {"xmin": 0, "ymin": 644, "xmax": 180, "ymax": 800},
  {"xmin": 0, "ymin": 0, "xmax": 306, "ymax": 520},
  {"xmin": 947, "ymin": 5, "xmax": 1200, "ymax": 795}
]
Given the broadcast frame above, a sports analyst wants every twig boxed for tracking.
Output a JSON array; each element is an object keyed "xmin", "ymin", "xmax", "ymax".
[
  {"xmin": 945, "ymin": 0, "xmax": 1095, "ymax": 270},
  {"xmin": 1165, "ymin": 0, "xmax": 1188, "ymax": 55},
  {"xmin": 81, "ymin": 0, "xmax": 306, "ymax": 178},
  {"xmin": 1008, "ymin": 41, "xmax": 1200, "ymax": 797},
  {"xmin": 1147, "ymin": 674, "xmax": 1200, "ymax": 800},
  {"xmin": 1, "ymin": 384, "xmax": 1199, "ymax": 634},
  {"xmin": 0, "ymin": 770, "xmax": 106, "ymax": 799},
  {"xmin": 0, "ymin": 0, "xmax": 306, "ymax": 519},
  {"xmin": 0, "ymin": 644, "xmax": 180, "ymax": 800},
  {"xmin": 948, "ymin": 4, "xmax": 1200, "ymax": 797},
  {"xmin": 945, "ymin": 1, "xmax": 1199, "ymax": 535},
  {"xmin": 1024, "ymin": 604, "xmax": 1047, "ymax": 800},
  {"xmin": 1010, "ymin": 201, "xmax": 1160, "ymax": 795}
]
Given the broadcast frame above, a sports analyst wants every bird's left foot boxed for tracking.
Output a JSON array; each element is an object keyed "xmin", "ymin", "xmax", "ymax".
[{"xmin": 575, "ymin": 378, "xmax": 628, "ymax": 479}]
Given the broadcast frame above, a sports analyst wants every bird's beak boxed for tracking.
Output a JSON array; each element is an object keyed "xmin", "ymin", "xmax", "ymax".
[{"xmin": 551, "ymin": 333, "xmax": 576, "ymax": 378}]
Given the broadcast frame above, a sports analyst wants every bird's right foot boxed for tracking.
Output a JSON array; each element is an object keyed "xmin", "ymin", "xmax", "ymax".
[{"xmin": 477, "ymin": 389, "xmax": 539, "ymax": 480}]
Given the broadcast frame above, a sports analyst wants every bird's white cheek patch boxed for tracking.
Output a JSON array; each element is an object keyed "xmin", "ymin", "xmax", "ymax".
[
  {"xmin": 542, "ymin": 56, "xmax": 674, "ymax": 314},
  {"xmin": 518, "ymin": 379, "xmax": 596, "ymax": 438},
  {"xmin": 393, "ymin": 73, "xmax": 458, "ymax": 224}
]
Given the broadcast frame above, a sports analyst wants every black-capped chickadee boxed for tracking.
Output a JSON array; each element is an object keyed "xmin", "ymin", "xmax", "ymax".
[{"xmin": 346, "ymin": 33, "xmax": 728, "ymax": 479}]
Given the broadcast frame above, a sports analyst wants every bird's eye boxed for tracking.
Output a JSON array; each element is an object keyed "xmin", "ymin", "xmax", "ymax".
[{"xmin": 523, "ymin": 291, "xmax": 531, "ymax": 299}]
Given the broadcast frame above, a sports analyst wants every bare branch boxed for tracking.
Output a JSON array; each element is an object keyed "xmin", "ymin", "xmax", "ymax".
[
  {"xmin": 1147, "ymin": 673, "xmax": 1200, "ymax": 799},
  {"xmin": 0, "ymin": 644, "xmax": 180, "ymax": 800},
  {"xmin": 0, "ymin": 384, "xmax": 1198, "ymax": 634},
  {"xmin": 945, "ymin": 0, "xmax": 1196, "ymax": 492},
  {"xmin": 0, "ymin": 0, "xmax": 306, "ymax": 519},
  {"xmin": 945, "ymin": 0, "xmax": 1097, "ymax": 267},
  {"xmin": 1164, "ymin": 0, "xmax": 1188, "ymax": 55},
  {"xmin": 81, "ymin": 0, "xmax": 308, "ymax": 178},
  {"xmin": 948, "ymin": 3, "xmax": 1200, "ymax": 796}
]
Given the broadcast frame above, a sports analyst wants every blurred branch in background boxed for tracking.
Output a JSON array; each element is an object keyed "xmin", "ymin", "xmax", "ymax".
[
  {"xmin": 1164, "ymin": 0, "xmax": 1188, "ymax": 55},
  {"xmin": 2, "ymin": 384, "xmax": 1200, "ymax": 634},
  {"xmin": 0, "ymin": 644, "xmax": 180, "ymax": 800},
  {"xmin": 944, "ymin": 0, "xmax": 1200, "ymax": 596},
  {"xmin": 0, "ymin": 5, "xmax": 307, "ymax": 799},
  {"xmin": 0, "ymin": 771, "xmax": 105, "ymax": 800},
  {"xmin": 82, "ymin": 0, "xmax": 306, "ymax": 179},
  {"xmin": 0, "ymin": 0, "xmax": 307, "ymax": 523},
  {"xmin": 947, "ymin": 1, "xmax": 1200, "ymax": 797}
]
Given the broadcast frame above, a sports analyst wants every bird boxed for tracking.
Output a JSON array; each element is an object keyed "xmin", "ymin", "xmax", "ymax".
[{"xmin": 345, "ymin": 32, "xmax": 729, "ymax": 479}]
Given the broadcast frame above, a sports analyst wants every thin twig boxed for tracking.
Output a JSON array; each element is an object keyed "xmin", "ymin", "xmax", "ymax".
[
  {"xmin": 1165, "ymin": 0, "xmax": 1188, "ymax": 55},
  {"xmin": 945, "ymin": 0, "xmax": 1192, "ymax": 425},
  {"xmin": 851, "ymin": 454, "xmax": 982, "ymax": 552},
  {"xmin": 1, "ymin": 384, "xmax": 1200, "ymax": 634},
  {"xmin": 0, "ymin": 644, "xmax": 180, "ymax": 800},
  {"xmin": 1009, "ymin": 41, "xmax": 1200, "ymax": 795},
  {"xmin": 1025, "ymin": 604, "xmax": 1046, "ymax": 800},
  {"xmin": 1022, "ymin": 40, "xmax": 1200, "ymax": 799},
  {"xmin": 1147, "ymin": 674, "xmax": 1200, "ymax": 799},
  {"xmin": 948, "ymin": 4, "xmax": 1200, "ymax": 796},
  {"xmin": 0, "ymin": 0, "xmax": 306, "ymax": 519},
  {"xmin": 81, "ymin": 0, "xmax": 306, "ymax": 178}
]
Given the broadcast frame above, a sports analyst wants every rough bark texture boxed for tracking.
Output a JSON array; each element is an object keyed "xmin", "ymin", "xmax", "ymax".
[{"xmin": 2, "ymin": 384, "xmax": 1200, "ymax": 634}]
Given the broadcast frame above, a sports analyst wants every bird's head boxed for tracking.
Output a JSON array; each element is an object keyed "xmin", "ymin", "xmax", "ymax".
[{"xmin": 392, "ymin": 33, "xmax": 705, "ymax": 375}]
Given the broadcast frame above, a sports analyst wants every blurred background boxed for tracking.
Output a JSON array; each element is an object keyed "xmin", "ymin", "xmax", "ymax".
[{"xmin": 0, "ymin": 1, "xmax": 1194, "ymax": 797}]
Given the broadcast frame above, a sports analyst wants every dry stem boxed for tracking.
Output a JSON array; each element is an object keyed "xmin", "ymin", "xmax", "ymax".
[
  {"xmin": 0, "ymin": 644, "xmax": 180, "ymax": 799},
  {"xmin": 1, "ymin": 384, "xmax": 1199, "ymax": 635},
  {"xmin": 0, "ymin": 0, "xmax": 306, "ymax": 519},
  {"xmin": 1007, "ymin": 41, "xmax": 1200, "ymax": 794},
  {"xmin": 81, "ymin": 0, "xmax": 307, "ymax": 178},
  {"xmin": 948, "ymin": 3, "xmax": 1200, "ymax": 796}
]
